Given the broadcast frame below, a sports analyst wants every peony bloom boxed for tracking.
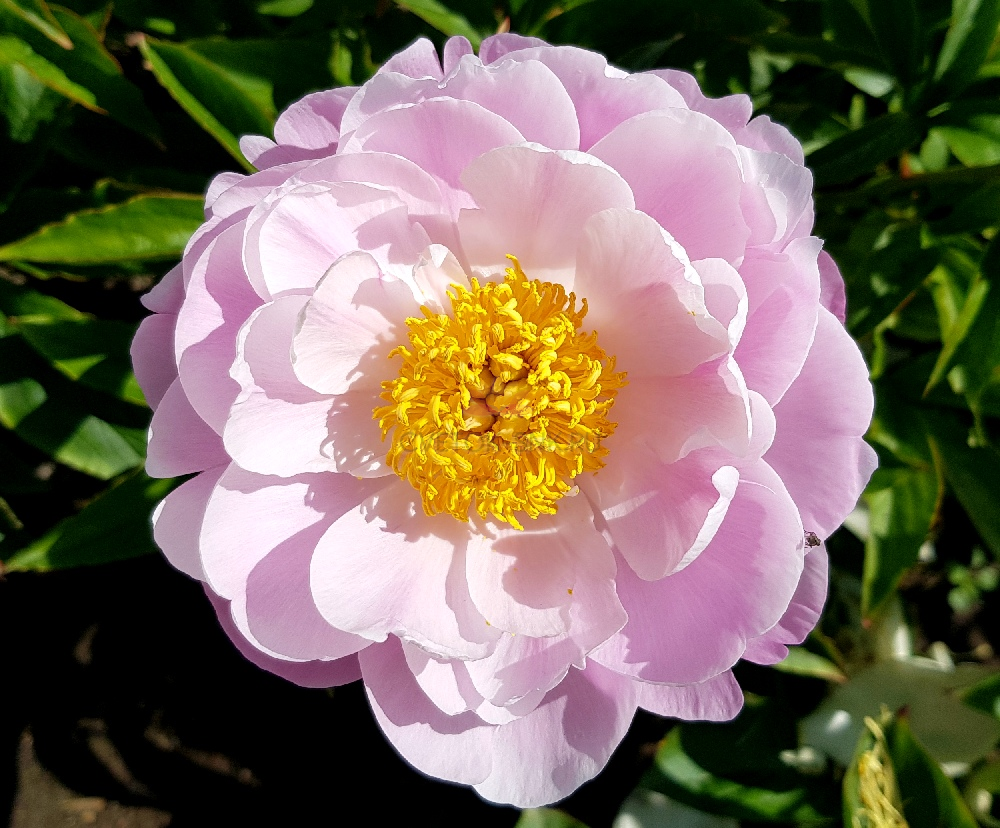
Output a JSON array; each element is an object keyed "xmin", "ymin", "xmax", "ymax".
[{"xmin": 132, "ymin": 34, "xmax": 876, "ymax": 807}]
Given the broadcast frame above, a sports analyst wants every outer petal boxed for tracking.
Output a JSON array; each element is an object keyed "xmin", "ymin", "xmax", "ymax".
[
  {"xmin": 498, "ymin": 46, "xmax": 688, "ymax": 149},
  {"xmin": 647, "ymin": 68, "xmax": 752, "ymax": 132},
  {"xmin": 224, "ymin": 296, "xmax": 338, "ymax": 477},
  {"xmin": 592, "ymin": 460, "xmax": 805, "ymax": 684},
  {"xmin": 458, "ymin": 145, "xmax": 635, "ymax": 282},
  {"xmin": 739, "ymin": 146, "xmax": 814, "ymax": 249},
  {"xmin": 743, "ymin": 545, "xmax": 829, "ymax": 664},
  {"xmin": 573, "ymin": 208, "xmax": 731, "ymax": 379},
  {"xmin": 377, "ymin": 37, "xmax": 443, "ymax": 79},
  {"xmin": 146, "ymin": 379, "xmax": 228, "ymax": 477},
  {"xmin": 584, "ymin": 444, "xmax": 738, "ymax": 581},
  {"xmin": 766, "ymin": 307, "xmax": 877, "ymax": 537},
  {"xmin": 208, "ymin": 589, "xmax": 362, "ymax": 688},
  {"xmin": 142, "ymin": 263, "xmax": 184, "ymax": 313},
  {"xmin": 151, "ymin": 465, "xmax": 225, "ymax": 580},
  {"xmin": 636, "ymin": 670, "xmax": 744, "ymax": 721},
  {"xmin": 273, "ymin": 87, "xmax": 356, "ymax": 150},
  {"xmin": 474, "ymin": 662, "xmax": 639, "ymax": 807},
  {"xmin": 310, "ymin": 481, "xmax": 500, "ymax": 659},
  {"xmin": 818, "ymin": 250, "xmax": 847, "ymax": 323},
  {"xmin": 174, "ymin": 223, "xmax": 262, "ymax": 432},
  {"xmin": 131, "ymin": 313, "xmax": 177, "ymax": 409},
  {"xmin": 478, "ymin": 33, "xmax": 548, "ymax": 64},
  {"xmin": 361, "ymin": 638, "xmax": 494, "ymax": 785},
  {"xmin": 590, "ymin": 109, "xmax": 750, "ymax": 264},
  {"xmin": 199, "ymin": 465, "xmax": 381, "ymax": 601}
]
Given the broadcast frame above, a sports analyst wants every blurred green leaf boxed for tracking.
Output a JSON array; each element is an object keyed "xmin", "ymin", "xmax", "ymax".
[
  {"xmin": 822, "ymin": 0, "xmax": 883, "ymax": 65},
  {"xmin": 515, "ymin": 808, "xmax": 590, "ymax": 828},
  {"xmin": 643, "ymin": 701, "xmax": 833, "ymax": 823},
  {"xmin": 138, "ymin": 36, "xmax": 264, "ymax": 170},
  {"xmin": 862, "ymin": 466, "xmax": 939, "ymax": 617},
  {"xmin": 932, "ymin": 0, "xmax": 1000, "ymax": 99},
  {"xmin": 773, "ymin": 646, "xmax": 846, "ymax": 682},
  {"xmin": 961, "ymin": 671, "xmax": 1000, "ymax": 719},
  {"xmin": 809, "ymin": 112, "xmax": 924, "ymax": 187},
  {"xmin": 925, "ymin": 260, "xmax": 990, "ymax": 395},
  {"xmin": 0, "ymin": 5, "xmax": 161, "ymax": 140},
  {"xmin": 257, "ymin": 0, "xmax": 313, "ymax": 16},
  {"xmin": 2, "ymin": 470, "xmax": 177, "ymax": 571},
  {"xmin": 394, "ymin": 0, "xmax": 483, "ymax": 46},
  {"xmin": 884, "ymin": 714, "xmax": 979, "ymax": 828},
  {"xmin": 0, "ymin": 278, "xmax": 85, "ymax": 321},
  {"xmin": 18, "ymin": 318, "xmax": 144, "ymax": 405},
  {"xmin": 864, "ymin": 0, "xmax": 924, "ymax": 90},
  {"xmin": 0, "ymin": 0, "xmax": 71, "ymax": 48},
  {"xmin": 0, "ymin": 193, "xmax": 203, "ymax": 264},
  {"xmin": 0, "ymin": 34, "xmax": 99, "ymax": 110}
]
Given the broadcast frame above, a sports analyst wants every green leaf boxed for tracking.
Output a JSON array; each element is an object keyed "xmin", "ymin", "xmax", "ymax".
[
  {"xmin": 925, "ymin": 267, "xmax": 990, "ymax": 395},
  {"xmin": 257, "ymin": 0, "xmax": 313, "ymax": 16},
  {"xmin": 0, "ymin": 0, "xmax": 71, "ymax": 48},
  {"xmin": 926, "ymin": 412, "xmax": 1000, "ymax": 555},
  {"xmin": 884, "ymin": 714, "xmax": 979, "ymax": 828},
  {"xmin": 0, "ymin": 34, "xmax": 99, "ymax": 110},
  {"xmin": 772, "ymin": 646, "xmax": 847, "ymax": 682},
  {"xmin": 862, "ymin": 466, "xmax": 940, "ymax": 617},
  {"xmin": 865, "ymin": 0, "xmax": 924, "ymax": 90},
  {"xmin": 961, "ymin": 671, "xmax": 1000, "ymax": 719},
  {"xmin": 0, "ymin": 278, "xmax": 85, "ymax": 321},
  {"xmin": 394, "ymin": 0, "xmax": 483, "ymax": 46},
  {"xmin": 137, "ymin": 35, "xmax": 274, "ymax": 170},
  {"xmin": 0, "ymin": 5, "xmax": 161, "ymax": 140},
  {"xmin": 643, "ymin": 701, "xmax": 834, "ymax": 823},
  {"xmin": 809, "ymin": 112, "xmax": 924, "ymax": 187},
  {"xmin": 2, "ymin": 470, "xmax": 178, "ymax": 571},
  {"xmin": 515, "ymin": 808, "xmax": 590, "ymax": 828},
  {"xmin": 18, "ymin": 318, "xmax": 144, "ymax": 405},
  {"xmin": 0, "ymin": 193, "xmax": 204, "ymax": 264},
  {"xmin": 0, "ymin": 334, "xmax": 145, "ymax": 479},
  {"xmin": 935, "ymin": 121, "xmax": 1000, "ymax": 167},
  {"xmin": 933, "ymin": 0, "xmax": 1000, "ymax": 99}
]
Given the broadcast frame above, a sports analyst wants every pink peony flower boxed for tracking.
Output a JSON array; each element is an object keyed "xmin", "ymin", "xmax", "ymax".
[{"xmin": 132, "ymin": 34, "xmax": 877, "ymax": 807}]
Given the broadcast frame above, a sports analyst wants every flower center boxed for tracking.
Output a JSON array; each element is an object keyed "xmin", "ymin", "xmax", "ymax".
[{"xmin": 374, "ymin": 256, "xmax": 626, "ymax": 529}]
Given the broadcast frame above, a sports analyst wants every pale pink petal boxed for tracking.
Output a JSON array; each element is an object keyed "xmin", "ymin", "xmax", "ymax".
[
  {"xmin": 174, "ymin": 223, "xmax": 261, "ymax": 432},
  {"xmin": 225, "ymin": 297, "xmax": 340, "ymax": 477},
  {"xmin": 443, "ymin": 36, "xmax": 473, "ymax": 73},
  {"xmin": 465, "ymin": 495, "xmax": 623, "ymax": 639},
  {"xmin": 273, "ymin": 87, "xmax": 356, "ymax": 149},
  {"xmin": 592, "ymin": 460, "xmax": 805, "ymax": 684},
  {"xmin": 635, "ymin": 670, "xmax": 743, "ymax": 721},
  {"xmin": 244, "ymin": 180, "xmax": 428, "ymax": 296},
  {"xmin": 478, "ymin": 33, "xmax": 547, "ymax": 64},
  {"xmin": 459, "ymin": 146, "xmax": 634, "ymax": 282},
  {"xmin": 736, "ymin": 238, "xmax": 822, "ymax": 404},
  {"xmin": 208, "ymin": 589, "xmax": 362, "ymax": 688},
  {"xmin": 402, "ymin": 641, "xmax": 476, "ymax": 716},
  {"xmin": 325, "ymin": 387, "xmax": 394, "ymax": 477},
  {"xmin": 411, "ymin": 244, "xmax": 468, "ymax": 311},
  {"xmin": 199, "ymin": 464, "xmax": 382, "ymax": 600},
  {"xmin": 141, "ymin": 264, "xmax": 184, "ymax": 313},
  {"xmin": 584, "ymin": 443, "xmax": 738, "ymax": 581},
  {"xmin": 743, "ymin": 545, "xmax": 829, "ymax": 665},
  {"xmin": 205, "ymin": 171, "xmax": 245, "ymax": 207},
  {"xmin": 590, "ymin": 109, "xmax": 750, "ymax": 264},
  {"xmin": 766, "ymin": 308, "xmax": 877, "ymax": 537},
  {"xmin": 612, "ymin": 360, "xmax": 751, "ymax": 465},
  {"xmin": 474, "ymin": 662, "xmax": 639, "ymax": 807},
  {"xmin": 291, "ymin": 251, "xmax": 417, "ymax": 396},
  {"xmin": 735, "ymin": 114, "xmax": 805, "ymax": 164},
  {"xmin": 239, "ymin": 135, "xmax": 275, "ymax": 165},
  {"xmin": 244, "ymin": 519, "xmax": 373, "ymax": 661},
  {"xmin": 151, "ymin": 465, "xmax": 225, "ymax": 580},
  {"xmin": 818, "ymin": 250, "xmax": 847, "ymax": 323},
  {"xmin": 573, "ymin": 208, "xmax": 731, "ymax": 379},
  {"xmin": 146, "ymin": 379, "xmax": 228, "ymax": 477},
  {"xmin": 503, "ymin": 47, "xmax": 687, "ymax": 149},
  {"xmin": 340, "ymin": 99, "xmax": 523, "ymax": 202},
  {"xmin": 310, "ymin": 482, "xmax": 500, "ymax": 659},
  {"xmin": 646, "ymin": 69, "xmax": 752, "ymax": 131},
  {"xmin": 377, "ymin": 37, "xmax": 443, "ymax": 79},
  {"xmin": 464, "ymin": 633, "xmax": 579, "ymax": 708},
  {"xmin": 697, "ymin": 257, "xmax": 748, "ymax": 348},
  {"xmin": 206, "ymin": 161, "xmax": 312, "ymax": 223},
  {"xmin": 739, "ymin": 147, "xmax": 814, "ymax": 249},
  {"xmin": 360, "ymin": 639, "xmax": 494, "ymax": 784},
  {"xmin": 131, "ymin": 313, "xmax": 177, "ymax": 409}
]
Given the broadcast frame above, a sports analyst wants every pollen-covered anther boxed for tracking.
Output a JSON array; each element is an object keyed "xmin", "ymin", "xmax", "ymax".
[{"xmin": 374, "ymin": 255, "xmax": 626, "ymax": 528}]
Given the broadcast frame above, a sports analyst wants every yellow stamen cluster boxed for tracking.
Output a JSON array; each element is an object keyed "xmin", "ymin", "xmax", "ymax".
[{"xmin": 374, "ymin": 256, "xmax": 626, "ymax": 529}]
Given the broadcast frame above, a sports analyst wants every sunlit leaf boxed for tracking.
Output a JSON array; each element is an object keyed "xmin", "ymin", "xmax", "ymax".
[
  {"xmin": 515, "ymin": 808, "xmax": 590, "ymax": 828},
  {"xmin": 0, "ymin": 193, "xmax": 204, "ymax": 264},
  {"xmin": 2, "ymin": 470, "xmax": 178, "ymax": 571},
  {"xmin": 0, "ymin": 0, "xmax": 71, "ymax": 48},
  {"xmin": 394, "ymin": 0, "xmax": 483, "ymax": 46},
  {"xmin": 933, "ymin": 0, "xmax": 1000, "ymax": 99}
]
